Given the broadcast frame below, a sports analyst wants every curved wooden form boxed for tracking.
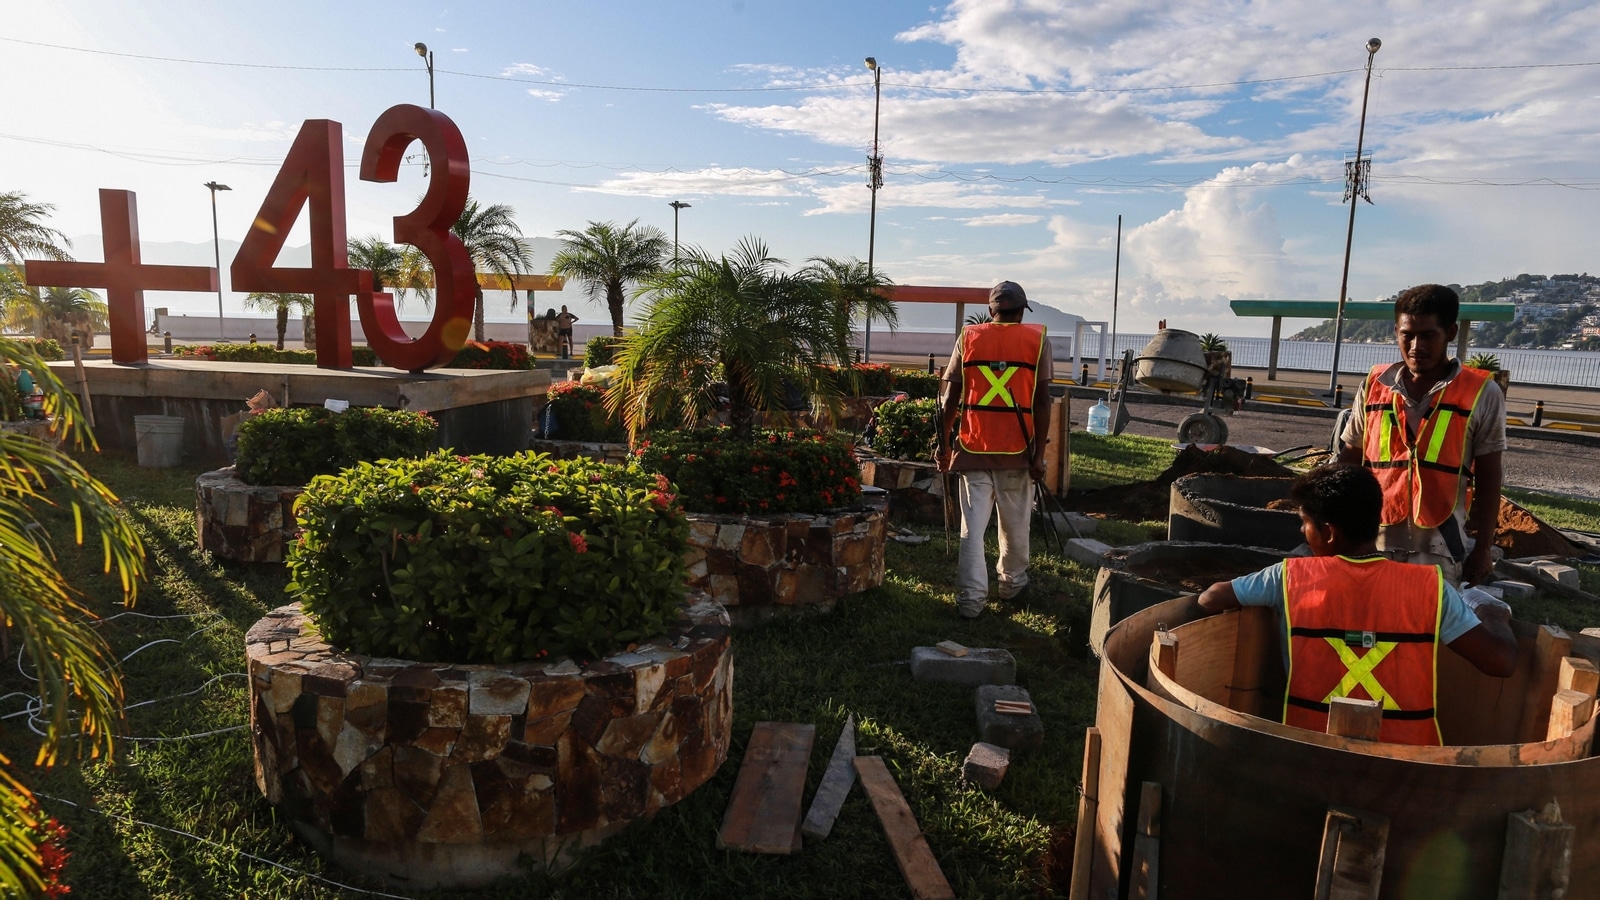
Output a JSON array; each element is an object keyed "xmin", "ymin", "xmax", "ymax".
[{"xmin": 1081, "ymin": 596, "xmax": 1600, "ymax": 899}]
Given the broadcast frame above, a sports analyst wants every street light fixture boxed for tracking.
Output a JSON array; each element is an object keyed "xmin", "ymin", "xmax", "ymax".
[
  {"xmin": 669, "ymin": 200, "xmax": 691, "ymax": 261},
  {"xmin": 1327, "ymin": 37, "xmax": 1382, "ymax": 395},
  {"xmin": 415, "ymin": 42, "xmax": 435, "ymax": 108},
  {"xmin": 863, "ymin": 56, "xmax": 883, "ymax": 362},
  {"xmin": 204, "ymin": 181, "xmax": 231, "ymax": 341}
]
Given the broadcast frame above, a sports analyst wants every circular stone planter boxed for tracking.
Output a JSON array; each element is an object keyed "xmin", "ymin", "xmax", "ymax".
[
  {"xmin": 246, "ymin": 596, "xmax": 733, "ymax": 889},
  {"xmin": 857, "ymin": 456, "xmax": 945, "ymax": 526},
  {"xmin": 528, "ymin": 438, "xmax": 631, "ymax": 466},
  {"xmin": 1089, "ymin": 541, "xmax": 1289, "ymax": 657},
  {"xmin": 1168, "ymin": 474, "xmax": 1301, "ymax": 551},
  {"xmin": 195, "ymin": 469, "xmax": 303, "ymax": 563},
  {"xmin": 684, "ymin": 507, "xmax": 888, "ymax": 624}
]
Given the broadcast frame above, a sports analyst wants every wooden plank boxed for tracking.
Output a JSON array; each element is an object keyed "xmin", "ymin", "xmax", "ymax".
[
  {"xmin": 934, "ymin": 640, "xmax": 968, "ymax": 658},
  {"xmin": 1154, "ymin": 631, "xmax": 1178, "ymax": 681},
  {"xmin": 1313, "ymin": 807, "xmax": 1389, "ymax": 900},
  {"xmin": 1518, "ymin": 625, "xmax": 1573, "ymax": 743},
  {"xmin": 1090, "ymin": 648, "xmax": 1138, "ymax": 900},
  {"xmin": 1499, "ymin": 804, "xmax": 1574, "ymax": 900},
  {"xmin": 717, "ymin": 722, "xmax": 816, "ymax": 854},
  {"xmin": 1546, "ymin": 689, "xmax": 1595, "ymax": 742},
  {"xmin": 799, "ymin": 714, "xmax": 857, "ymax": 842},
  {"xmin": 1327, "ymin": 697, "xmax": 1383, "ymax": 741},
  {"xmin": 854, "ymin": 756, "xmax": 955, "ymax": 900},
  {"xmin": 1558, "ymin": 656, "xmax": 1599, "ymax": 696},
  {"xmin": 1228, "ymin": 606, "xmax": 1273, "ymax": 717},
  {"xmin": 1068, "ymin": 727, "xmax": 1101, "ymax": 900},
  {"xmin": 1129, "ymin": 781, "xmax": 1162, "ymax": 900}
]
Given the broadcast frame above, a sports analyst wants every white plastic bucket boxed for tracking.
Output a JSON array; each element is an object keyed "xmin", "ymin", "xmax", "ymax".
[{"xmin": 134, "ymin": 415, "xmax": 185, "ymax": 467}]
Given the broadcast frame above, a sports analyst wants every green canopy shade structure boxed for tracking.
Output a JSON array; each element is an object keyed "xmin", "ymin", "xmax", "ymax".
[{"xmin": 1228, "ymin": 300, "xmax": 1516, "ymax": 380}]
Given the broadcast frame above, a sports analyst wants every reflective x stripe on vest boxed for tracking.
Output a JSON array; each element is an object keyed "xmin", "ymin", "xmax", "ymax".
[
  {"xmin": 1361, "ymin": 363, "xmax": 1492, "ymax": 529},
  {"xmin": 1282, "ymin": 555, "xmax": 1444, "ymax": 746},
  {"xmin": 956, "ymin": 323, "xmax": 1047, "ymax": 456}
]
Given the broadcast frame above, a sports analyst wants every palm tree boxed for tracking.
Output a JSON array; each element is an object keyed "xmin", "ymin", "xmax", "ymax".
[
  {"xmin": 549, "ymin": 220, "xmax": 669, "ymax": 337},
  {"xmin": 0, "ymin": 283, "xmax": 107, "ymax": 347},
  {"xmin": 611, "ymin": 237, "xmax": 857, "ymax": 440},
  {"xmin": 451, "ymin": 199, "xmax": 535, "ymax": 342},
  {"xmin": 802, "ymin": 254, "xmax": 899, "ymax": 345},
  {"xmin": 243, "ymin": 292, "xmax": 313, "ymax": 350},
  {"xmin": 0, "ymin": 336, "xmax": 144, "ymax": 893},
  {"xmin": 0, "ymin": 191, "xmax": 72, "ymax": 268},
  {"xmin": 347, "ymin": 237, "xmax": 432, "ymax": 310}
]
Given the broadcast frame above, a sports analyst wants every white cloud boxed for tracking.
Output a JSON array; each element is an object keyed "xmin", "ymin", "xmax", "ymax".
[{"xmin": 962, "ymin": 213, "xmax": 1042, "ymax": 226}]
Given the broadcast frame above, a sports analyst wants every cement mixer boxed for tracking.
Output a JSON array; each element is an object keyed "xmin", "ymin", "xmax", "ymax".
[{"xmin": 1105, "ymin": 329, "xmax": 1248, "ymax": 445}]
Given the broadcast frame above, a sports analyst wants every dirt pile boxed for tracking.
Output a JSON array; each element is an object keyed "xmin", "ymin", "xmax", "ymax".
[
  {"xmin": 1130, "ymin": 557, "xmax": 1269, "ymax": 593},
  {"xmin": 1071, "ymin": 445, "xmax": 1297, "ymax": 523},
  {"xmin": 1471, "ymin": 497, "xmax": 1585, "ymax": 560}
]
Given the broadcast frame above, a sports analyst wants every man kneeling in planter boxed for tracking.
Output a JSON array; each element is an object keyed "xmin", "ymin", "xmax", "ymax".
[
  {"xmin": 937, "ymin": 281, "xmax": 1052, "ymax": 619},
  {"xmin": 1197, "ymin": 464, "xmax": 1517, "ymax": 746}
]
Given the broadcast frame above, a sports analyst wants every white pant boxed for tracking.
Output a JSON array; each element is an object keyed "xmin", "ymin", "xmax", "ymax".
[{"xmin": 957, "ymin": 469, "xmax": 1033, "ymax": 613}]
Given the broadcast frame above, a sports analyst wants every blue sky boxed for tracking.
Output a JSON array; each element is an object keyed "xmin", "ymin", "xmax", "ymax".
[{"xmin": 9, "ymin": 0, "xmax": 1600, "ymax": 336}]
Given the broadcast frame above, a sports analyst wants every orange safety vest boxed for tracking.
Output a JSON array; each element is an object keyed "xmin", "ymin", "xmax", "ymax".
[
  {"xmin": 1361, "ymin": 363, "xmax": 1492, "ymax": 529},
  {"xmin": 956, "ymin": 323, "xmax": 1047, "ymax": 455},
  {"xmin": 1282, "ymin": 555, "xmax": 1444, "ymax": 746}
]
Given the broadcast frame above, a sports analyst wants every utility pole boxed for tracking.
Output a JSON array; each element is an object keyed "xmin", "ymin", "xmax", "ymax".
[{"xmin": 1327, "ymin": 38, "xmax": 1382, "ymax": 395}]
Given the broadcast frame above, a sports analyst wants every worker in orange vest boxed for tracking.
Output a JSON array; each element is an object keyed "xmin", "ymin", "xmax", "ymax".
[
  {"xmin": 937, "ymin": 282, "xmax": 1054, "ymax": 619},
  {"xmin": 1337, "ymin": 284, "xmax": 1506, "ymax": 585},
  {"xmin": 1198, "ymin": 465, "xmax": 1516, "ymax": 745}
]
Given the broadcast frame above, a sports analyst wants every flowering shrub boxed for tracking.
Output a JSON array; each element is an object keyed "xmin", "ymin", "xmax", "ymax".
[
  {"xmin": 12, "ymin": 798, "xmax": 71, "ymax": 896},
  {"xmin": 287, "ymin": 451, "xmax": 689, "ymax": 663},
  {"xmin": 584, "ymin": 336, "xmax": 622, "ymax": 369},
  {"xmin": 542, "ymin": 380, "xmax": 626, "ymax": 442},
  {"xmin": 235, "ymin": 406, "xmax": 437, "ymax": 486},
  {"xmin": 449, "ymin": 340, "xmax": 531, "ymax": 370},
  {"xmin": 894, "ymin": 371, "xmax": 941, "ymax": 400},
  {"xmin": 636, "ymin": 427, "xmax": 862, "ymax": 515},
  {"xmin": 823, "ymin": 363, "xmax": 938, "ymax": 398},
  {"xmin": 12, "ymin": 339, "xmax": 63, "ymax": 362},
  {"xmin": 870, "ymin": 398, "xmax": 939, "ymax": 462}
]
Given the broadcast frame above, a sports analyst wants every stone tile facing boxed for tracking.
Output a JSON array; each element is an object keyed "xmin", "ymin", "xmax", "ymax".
[
  {"xmin": 682, "ymin": 508, "xmax": 887, "ymax": 623},
  {"xmin": 194, "ymin": 469, "xmax": 304, "ymax": 563},
  {"xmin": 246, "ymin": 596, "xmax": 733, "ymax": 890}
]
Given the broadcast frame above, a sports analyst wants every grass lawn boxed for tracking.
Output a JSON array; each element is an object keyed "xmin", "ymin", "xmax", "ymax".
[{"xmin": 6, "ymin": 437, "xmax": 1599, "ymax": 898}]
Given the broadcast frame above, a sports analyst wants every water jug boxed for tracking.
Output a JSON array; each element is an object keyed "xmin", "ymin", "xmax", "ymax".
[{"xmin": 1087, "ymin": 397, "xmax": 1112, "ymax": 435}]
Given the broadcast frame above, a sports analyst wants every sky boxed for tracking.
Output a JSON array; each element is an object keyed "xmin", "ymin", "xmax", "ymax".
[{"xmin": 8, "ymin": 0, "xmax": 1600, "ymax": 337}]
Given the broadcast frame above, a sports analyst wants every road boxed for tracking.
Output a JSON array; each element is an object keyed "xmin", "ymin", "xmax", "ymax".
[{"xmin": 1098, "ymin": 398, "xmax": 1600, "ymax": 501}]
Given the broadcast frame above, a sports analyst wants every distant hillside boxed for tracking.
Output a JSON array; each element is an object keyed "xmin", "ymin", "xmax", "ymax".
[{"xmin": 1290, "ymin": 274, "xmax": 1600, "ymax": 349}]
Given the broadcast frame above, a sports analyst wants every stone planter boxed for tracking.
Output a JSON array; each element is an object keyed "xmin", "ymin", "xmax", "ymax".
[
  {"xmin": 528, "ymin": 438, "xmax": 631, "ymax": 465},
  {"xmin": 684, "ymin": 507, "xmax": 888, "ymax": 624},
  {"xmin": 195, "ymin": 469, "xmax": 303, "ymax": 563},
  {"xmin": 858, "ymin": 456, "xmax": 945, "ymax": 526},
  {"xmin": 0, "ymin": 418, "xmax": 57, "ymax": 442},
  {"xmin": 246, "ymin": 595, "xmax": 733, "ymax": 889}
]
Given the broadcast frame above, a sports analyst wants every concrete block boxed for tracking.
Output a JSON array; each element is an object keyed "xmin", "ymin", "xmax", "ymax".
[
  {"xmin": 1472, "ymin": 584, "xmax": 1505, "ymax": 601},
  {"xmin": 1530, "ymin": 562, "xmax": 1581, "ymax": 589},
  {"xmin": 1047, "ymin": 511, "xmax": 1098, "ymax": 537},
  {"xmin": 1066, "ymin": 538, "xmax": 1114, "ymax": 567},
  {"xmin": 975, "ymin": 685, "xmax": 1044, "ymax": 753},
  {"xmin": 1495, "ymin": 580, "xmax": 1536, "ymax": 601},
  {"xmin": 962, "ymin": 742, "xmax": 1011, "ymax": 790},
  {"xmin": 1581, "ymin": 628, "xmax": 1600, "ymax": 640},
  {"xmin": 910, "ymin": 646, "xmax": 1016, "ymax": 686}
]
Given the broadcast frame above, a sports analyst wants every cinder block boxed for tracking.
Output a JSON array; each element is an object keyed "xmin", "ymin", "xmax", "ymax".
[
  {"xmin": 1494, "ymin": 580, "xmax": 1536, "ymax": 601},
  {"xmin": 962, "ymin": 742, "xmax": 1011, "ymax": 790},
  {"xmin": 910, "ymin": 647, "xmax": 1016, "ymax": 686},
  {"xmin": 975, "ymin": 684, "xmax": 1044, "ymax": 753},
  {"xmin": 1047, "ymin": 511, "xmax": 1098, "ymax": 537},
  {"xmin": 1530, "ymin": 562, "xmax": 1581, "ymax": 589},
  {"xmin": 1066, "ymin": 538, "xmax": 1114, "ymax": 567}
]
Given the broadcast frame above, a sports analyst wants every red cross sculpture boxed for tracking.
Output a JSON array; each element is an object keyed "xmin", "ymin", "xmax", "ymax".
[{"xmin": 24, "ymin": 189, "xmax": 218, "ymax": 365}]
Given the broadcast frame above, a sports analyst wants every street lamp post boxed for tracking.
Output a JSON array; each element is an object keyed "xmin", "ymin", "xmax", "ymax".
[
  {"xmin": 669, "ymin": 201, "xmax": 691, "ymax": 261},
  {"xmin": 414, "ymin": 42, "xmax": 435, "ymax": 108},
  {"xmin": 863, "ymin": 56, "xmax": 883, "ymax": 363},
  {"xmin": 204, "ymin": 181, "xmax": 231, "ymax": 341},
  {"xmin": 1327, "ymin": 37, "xmax": 1382, "ymax": 395}
]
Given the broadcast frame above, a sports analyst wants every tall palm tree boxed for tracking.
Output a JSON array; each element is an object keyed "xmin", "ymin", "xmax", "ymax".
[
  {"xmin": 549, "ymin": 220, "xmax": 669, "ymax": 337},
  {"xmin": 0, "ymin": 284, "xmax": 107, "ymax": 347},
  {"xmin": 0, "ymin": 336, "xmax": 144, "ymax": 893},
  {"xmin": 611, "ymin": 237, "xmax": 857, "ymax": 440},
  {"xmin": 0, "ymin": 191, "xmax": 71, "ymax": 268},
  {"xmin": 451, "ymin": 199, "xmax": 534, "ymax": 342},
  {"xmin": 347, "ymin": 237, "xmax": 432, "ymax": 311},
  {"xmin": 242, "ymin": 292, "xmax": 313, "ymax": 350},
  {"xmin": 802, "ymin": 255, "xmax": 900, "ymax": 348}
]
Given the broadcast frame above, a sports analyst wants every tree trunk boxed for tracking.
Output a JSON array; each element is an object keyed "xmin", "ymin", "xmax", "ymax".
[
  {"xmin": 607, "ymin": 280, "xmax": 625, "ymax": 337},
  {"xmin": 726, "ymin": 369, "xmax": 754, "ymax": 441},
  {"xmin": 275, "ymin": 308, "xmax": 288, "ymax": 351},
  {"xmin": 474, "ymin": 286, "xmax": 486, "ymax": 342},
  {"xmin": 303, "ymin": 313, "xmax": 317, "ymax": 352}
]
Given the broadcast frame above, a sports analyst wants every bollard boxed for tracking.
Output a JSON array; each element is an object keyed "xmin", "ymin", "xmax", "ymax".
[
  {"xmin": 855, "ymin": 348, "xmax": 862, "ymax": 364},
  {"xmin": 249, "ymin": 333, "xmax": 258, "ymax": 345},
  {"xmin": 1533, "ymin": 400, "xmax": 1545, "ymax": 428},
  {"xmin": 1080, "ymin": 363, "xmax": 1089, "ymax": 386},
  {"xmin": 1334, "ymin": 384, "xmax": 1344, "ymax": 408},
  {"xmin": 163, "ymin": 331, "xmax": 172, "ymax": 353},
  {"xmin": 927, "ymin": 353, "xmax": 936, "ymax": 374},
  {"xmin": 1245, "ymin": 376, "xmax": 1254, "ymax": 400}
]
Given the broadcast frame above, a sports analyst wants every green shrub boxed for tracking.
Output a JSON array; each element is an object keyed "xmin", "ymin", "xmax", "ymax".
[
  {"xmin": 543, "ymin": 380, "xmax": 626, "ymax": 442},
  {"xmin": 584, "ymin": 336, "xmax": 622, "ymax": 369},
  {"xmin": 826, "ymin": 363, "xmax": 895, "ymax": 397},
  {"xmin": 1465, "ymin": 352, "xmax": 1501, "ymax": 372},
  {"xmin": 234, "ymin": 406, "xmax": 437, "ymax": 486},
  {"xmin": 636, "ymin": 427, "xmax": 861, "ymax": 514},
  {"xmin": 871, "ymin": 398, "xmax": 939, "ymax": 462},
  {"xmin": 286, "ymin": 451, "xmax": 689, "ymax": 664},
  {"xmin": 895, "ymin": 370, "xmax": 940, "ymax": 400},
  {"xmin": 449, "ymin": 340, "xmax": 531, "ymax": 370},
  {"xmin": 14, "ymin": 338, "xmax": 63, "ymax": 362}
]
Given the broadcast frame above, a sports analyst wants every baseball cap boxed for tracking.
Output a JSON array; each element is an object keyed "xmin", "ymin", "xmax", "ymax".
[{"xmin": 988, "ymin": 281, "xmax": 1032, "ymax": 311}]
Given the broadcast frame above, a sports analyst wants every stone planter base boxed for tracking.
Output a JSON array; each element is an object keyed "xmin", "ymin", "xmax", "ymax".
[
  {"xmin": 0, "ymin": 419, "xmax": 57, "ymax": 442},
  {"xmin": 246, "ymin": 596, "xmax": 733, "ymax": 889},
  {"xmin": 684, "ymin": 507, "xmax": 887, "ymax": 624},
  {"xmin": 858, "ymin": 456, "xmax": 946, "ymax": 526},
  {"xmin": 529, "ymin": 438, "xmax": 631, "ymax": 465},
  {"xmin": 195, "ymin": 469, "xmax": 303, "ymax": 563}
]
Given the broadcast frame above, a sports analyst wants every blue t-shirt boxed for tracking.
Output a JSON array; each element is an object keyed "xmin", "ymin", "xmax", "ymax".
[{"xmin": 1231, "ymin": 556, "xmax": 1481, "ymax": 667}]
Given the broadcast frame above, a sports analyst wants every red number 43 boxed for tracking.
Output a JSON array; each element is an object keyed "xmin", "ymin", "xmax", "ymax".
[{"xmin": 230, "ymin": 104, "xmax": 475, "ymax": 372}]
